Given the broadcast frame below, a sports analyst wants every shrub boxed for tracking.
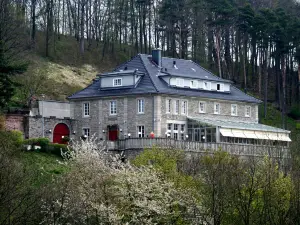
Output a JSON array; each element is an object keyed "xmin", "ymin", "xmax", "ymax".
[
  {"xmin": 289, "ymin": 105, "xmax": 300, "ymax": 120},
  {"xmin": 23, "ymin": 137, "xmax": 50, "ymax": 152},
  {"xmin": 46, "ymin": 143, "xmax": 69, "ymax": 157}
]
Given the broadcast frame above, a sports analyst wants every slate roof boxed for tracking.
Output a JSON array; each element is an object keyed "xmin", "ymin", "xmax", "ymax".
[{"xmin": 68, "ymin": 54, "xmax": 261, "ymax": 104}]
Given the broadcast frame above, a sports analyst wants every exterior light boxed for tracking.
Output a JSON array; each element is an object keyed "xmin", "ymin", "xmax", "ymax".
[
  {"xmin": 62, "ymin": 136, "xmax": 64, "ymax": 138},
  {"xmin": 73, "ymin": 131, "xmax": 76, "ymax": 135},
  {"xmin": 84, "ymin": 135, "xmax": 87, "ymax": 138},
  {"xmin": 48, "ymin": 129, "xmax": 52, "ymax": 133},
  {"xmin": 120, "ymin": 129, "xmax": 123, "ymax": 132},
  {"xmin": 167, "ymin": 133, "xmax": 171, "ymax": 137},
  {"xmin": 185, "ymin": 135, "xmax": 189, "ymax": 138},
  {"xmin": 102, "ymin": 130, "xmax": 105, "ymax": 133},
  {"xmin": 128, "ymin": 133, "xmax": 131, "ymax": 137}
]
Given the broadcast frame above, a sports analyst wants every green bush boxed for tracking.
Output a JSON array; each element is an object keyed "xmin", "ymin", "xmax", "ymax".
[
  {"xmin": 46, "ymin": 143, "xmax": 69, "ymax": 157},
  {"xmin": 23, "ymin": 138, "xmax": 50, "ymax": 152},
  {"xmin": 289, "ymin": 105, "xmax": 300, "ymax": 120}
]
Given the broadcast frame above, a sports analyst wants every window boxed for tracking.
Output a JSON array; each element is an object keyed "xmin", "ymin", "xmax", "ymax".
[
  {"xmin": 217, "ymin": 83, "xmax": 224, "ymax": 91},
  {"xmin": 174, "ymin": 100, "xmax": 180, "ymax": 114},
  {"xmin": 166, "ymin": 99, "xmax": 172, "ymax": 114},
  {"xmin": 113, "ymin": 78, "xmax": 122, "ymax": 86},
  {"xmin": 176, "ymin": 78, "xmax": 184, "ymax": 87},
  {"xmin": 180, "ymin": 124, "xmax": 185, "ymax": 140},
  {"xmin": 137, "ymin": 99, "xmax": 144, "ymax": 114},
  {"xmin": 167, "ymin": 123, "xmax": 172, "ymax": 132},
  {"xmin": 173, "ymin": 124, "xmax": 178, "ymax": 140},
  {"xmin": 83, "ymin": 128, "xmax": 90, "ymax": 137},
  {"xmin": 204, "ymin": 82, "xmax": 211, "ymax": 90},
  {"xmin": 137, "ymin": 125, "xmax": 145, "ymax": 138},
  {"xmin": 231, "ymin": 104, "xmax": 237, "ymax": 116},
  {"xmin": 181, "ymin": 100, "xmax": 187, "ymax": 115},
  {"xmin": 190, "ymin": 80, "xmax": 198, "ymax": 88},
  {"xmin": 83, "ymin": 102, "xmax": 90, "ymax": 117},
  {"xmin": 110, "ymin": 101, "xmax": 117, "ymax": 115},
  {"xmin": 199, "ymin": 101, "xmax": 206, "ymax": 113},
  {"xmin": 245, "ymin": 106, "xmax": 251, "ymax": 117},
  {"xmin": 214, "ymin": 103, "xmax": 220, "ymax": 114}
]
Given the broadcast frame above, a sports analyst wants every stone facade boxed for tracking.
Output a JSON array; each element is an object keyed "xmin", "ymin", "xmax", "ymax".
[
  {"xmin": 72, "ymin": 95, "xmax": 154, "ymax": 140},
  {"xmin": 28, "ymin": 116, "xmax": 75, "ymax": 141},
  {"xmin": 72, "ymin": 93, "xmax": 259, "ymax": 140}
]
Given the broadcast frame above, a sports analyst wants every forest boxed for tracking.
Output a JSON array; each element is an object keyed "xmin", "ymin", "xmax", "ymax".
[{"xmin": 1, "ymin": 0, "xmax": 300, "ymax": 128}]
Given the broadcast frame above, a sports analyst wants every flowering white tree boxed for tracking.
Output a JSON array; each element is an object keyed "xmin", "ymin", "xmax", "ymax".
[{"xmin": 40, "ymin": 136, "xmax": 199, "ymax": 225}]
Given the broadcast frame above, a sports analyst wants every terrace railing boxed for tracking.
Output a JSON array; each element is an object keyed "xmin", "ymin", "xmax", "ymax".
[{"xmin": 107, "ymin": 138, "xmax": 290, "ymax": 159}]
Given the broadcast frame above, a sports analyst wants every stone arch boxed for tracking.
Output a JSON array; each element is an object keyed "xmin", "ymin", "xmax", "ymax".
[{"xmin": 53, "ymin": 123, "xmax": 70, "ymax": 144}]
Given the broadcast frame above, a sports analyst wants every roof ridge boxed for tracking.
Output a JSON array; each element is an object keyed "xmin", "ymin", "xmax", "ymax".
[{"xmin": 139, "ymin": 54, "xmax": 159, "ymax": 92}]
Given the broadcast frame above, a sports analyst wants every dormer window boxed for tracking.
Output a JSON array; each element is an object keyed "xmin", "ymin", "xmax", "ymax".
[
  {"xmin": 176, "ymin": 78, "xmax": 184, "ymax": 87},
  {"xmin": 204, "ymin": 81, "xmax": 211, "ymax": 90},
  {"xmin": 113, "ymin": 78, "xmax": 122, "ymax": 87},
  {"xmin": 190, "ymin": 80, "xmax": 198, "ymax": 89},
  {"xmin": 217, "ymin": 83, "xmax": 224, "ymax": 91}
]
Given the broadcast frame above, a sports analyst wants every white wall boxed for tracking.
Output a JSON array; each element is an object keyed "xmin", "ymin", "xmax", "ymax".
[{"xmin": 38, "ymin": 101, "xmax": 70, "ymax": 119}]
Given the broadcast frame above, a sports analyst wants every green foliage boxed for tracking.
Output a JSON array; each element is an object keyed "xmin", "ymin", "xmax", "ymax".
[
  {"xmin": 46, "ymin": 143, "xmax": 69, "ymax": 157},
  {"xmin": 289, "ymin": 105, "xmax": 300, "ymax": 120},
  {"xmin": 23, "ymin": 137, "xmax": 50, "ymax": 152},
  {"xmin": 132, "ymin": 147, "xmax": 199, "ymax": 191}
]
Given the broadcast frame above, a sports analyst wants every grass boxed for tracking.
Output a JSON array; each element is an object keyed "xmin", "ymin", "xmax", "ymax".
[{"xmin": 20, "ymin": 151, "xmax": 69, "ymax": 186}]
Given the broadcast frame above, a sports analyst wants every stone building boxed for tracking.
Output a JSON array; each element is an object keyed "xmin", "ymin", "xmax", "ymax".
[{"xmin": 68, "ymin": 50, "xmax": 291, "ymax": 145}]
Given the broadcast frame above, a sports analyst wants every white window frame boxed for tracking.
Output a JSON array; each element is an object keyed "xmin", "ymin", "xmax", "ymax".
[
  {"xmin": 204, "ymin": 81, "xmax": 211, "ymax": 90},
  {"xmin": 166, "ymin": 99, "xmax": 172, "ymax": 114},
  {"xmin": 214, "ymin": 103, "xmax": 220, "ymax": 114},
  {"xmin": 176, "ymin": 78, "xmax": 184, "ymax": 87},
  {"xmin": 199, "ymin": 101, "xmax": 206, "ymax": 113},
  {"xmin": 137, "ymin": 125, "xmax": 145, "ymax": 138},
  {"xmin": 83, "ymin": 102, "xmax": 90, "ymax": 117},
  {"xmin": 137, "ymin": 98, "xmax": 145, "ymax": 114},
  {"xmin": 82, "ymin": 127, "xmax": 90, "ymax": 137},
  {"xmin": 181, "ymin": 100, "xmax": 188, "ymax": 115},
  {"xmin": 231, "ymin": 104, "xmax": 238, "ymax": 116},
  {"xmin": 217, "ymin": 83, "xmax": 224, "ymax": 92},
  {"xmin": 245, "ymin": 106, "xmax": 251, "ymax": 117},
  {"xmin": 113, "ymin": 78, "xmax": 122, "ymax": 87},
  {"xmin": 110, "ymin": 100, "xmax": 117, "ymax": 115},
  {"xmin": 190, "ymin": 80, "xmax": 198, "ymax": 89},
  {"xmin": 174, "ymin": 99, "xmax": 180, "ymax": 114}
]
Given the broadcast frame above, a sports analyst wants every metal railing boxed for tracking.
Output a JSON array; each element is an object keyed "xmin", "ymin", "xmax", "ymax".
[{"xmin": 106, "ymin": 138, "xmax": 290, "ymax": 158}]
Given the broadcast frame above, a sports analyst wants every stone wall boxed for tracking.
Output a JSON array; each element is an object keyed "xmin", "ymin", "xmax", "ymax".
[
  {"xmin": 72, "ymin": 95, "xmax": 155, "ymax": 140},
  {"xmin": 28, "ymin": 116, "xmax": 75, "ymax": 141},
  {"xmin": 5, "ymin": 114, "xmax": 26, "ymax": 135},
  {"xmin": 71, "ymin": 94, "xmax": 259, "ymax": 140}
]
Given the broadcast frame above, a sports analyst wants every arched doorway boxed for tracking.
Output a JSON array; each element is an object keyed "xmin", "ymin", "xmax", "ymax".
[{"xmin": 53, "ymin": 123, "xmax": 70, "ymax": 144}]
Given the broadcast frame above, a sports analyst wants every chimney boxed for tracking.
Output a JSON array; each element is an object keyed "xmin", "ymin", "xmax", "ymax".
[{"xmin": 152, "ymin": 49, "xmax": 162, "ymax": 67}]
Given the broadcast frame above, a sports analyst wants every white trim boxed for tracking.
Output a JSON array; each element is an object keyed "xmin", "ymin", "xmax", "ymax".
[
  {"xmin": 137, "ymin": 125, "xmax": 145, "ymax": 138},
  {"xmin": 203, "ymin": 81, "xmax": 211, "ymax": 90},
  {"xmin": 217, "ymin": 83, "xmax": 224, "ymax": 92},
  {"xmin": 174, "ymin": 99, "xmax": 180, "ymax": 114},
  {"xmin": 245, "ymin": 105, "xmax": 251, "ymax": 117},
  {"xmin": 214, "ymin": 102, "xmax": 220, "ymax": 114},
  {"xmin": 113, "ymin": 78, "xmax": 122, "ymax": 87},
  {"xmin": 166, "ymin": 98, "xmax": 172, "ymax": 114},
  {"xmin": 82, "ymin": 102, "xmax": 90, "ymax": 117},
  {"xmin": 199, "ymin": 101, "xmax": 206, "ymax": 113},
  {"xmin": 181, "ymin": 100, "xmax": 188, "ymax": 115},
  {"xmin": 190, "ymin": 80, "xmax": 198, "ymax": 89},
  {"xmin": 137, "ymin": 98, "xmax": 145, "ymax": 114},
  {"xmin": 109, "ymin": 100, "xmax": 117, "ymax": 115},
  {"xmin": 231, "ymin": 104, "xmax": 238, "ymax": 116},
  {"xmin": 82, "ymin": 127, "xmax": 90, "ymax": 137},
  {"xmin": 176, "ymin": 78, "xmax": 184, "ymax": 87}
]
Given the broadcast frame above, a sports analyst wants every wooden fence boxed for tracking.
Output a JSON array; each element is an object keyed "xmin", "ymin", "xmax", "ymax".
[{"xmin": 107, "ymin": 138, "xmax": 291, "ymax": 159}]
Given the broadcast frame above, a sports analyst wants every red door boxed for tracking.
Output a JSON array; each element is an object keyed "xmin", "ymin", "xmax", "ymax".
[
  {"xmin": 108, "ymin": 125, "xmax": 118, "ymax": 141},
  {"xmin": 53, "ymin": 123, "xmax": 70, "ymax": 144}
]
